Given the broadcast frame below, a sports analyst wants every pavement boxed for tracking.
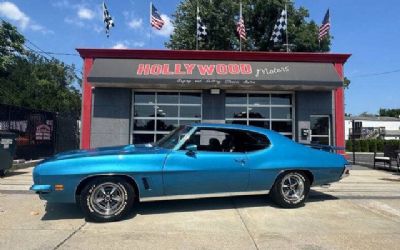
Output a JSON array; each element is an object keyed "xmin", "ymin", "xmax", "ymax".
[{"xmin": 1, "ymin": 166, "xmax": 400, "ymax": 250}]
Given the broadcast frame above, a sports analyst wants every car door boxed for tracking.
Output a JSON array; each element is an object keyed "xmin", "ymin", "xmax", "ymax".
[{"xmin": 162, "ymin": 128, "xmax": 249, "ymax": 196}]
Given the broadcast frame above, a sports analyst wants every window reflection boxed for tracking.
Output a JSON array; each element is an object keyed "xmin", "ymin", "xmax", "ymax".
[
  {"xmin": 134, "ymin": 92, "xmax": 155, "ymax": 104},
  {"xmin": 271, "ymin": 94, "xmax": 292, "ymax": 105}
]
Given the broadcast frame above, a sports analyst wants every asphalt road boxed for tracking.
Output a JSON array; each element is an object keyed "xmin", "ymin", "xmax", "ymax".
[{"xmin": 1, "ymin": 167, "xmax": 400, "ymax": 250}]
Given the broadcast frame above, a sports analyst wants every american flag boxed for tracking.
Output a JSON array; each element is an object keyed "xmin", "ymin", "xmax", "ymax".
[
  {"xmin": 236, "ymin": 16, "xmax": 246, "ymax": 40},
  {"xmin": 318, "ymin": 9, "xmax": 330, "ymax": 41},
  {"xmin": 150, "ymin": 3, "xmax": 164, "ymax": 30}
]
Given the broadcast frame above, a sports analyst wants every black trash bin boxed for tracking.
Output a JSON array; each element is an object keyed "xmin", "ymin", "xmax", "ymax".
[{"xmin": 0, "ymin": 131, "xmax": 17, "ymax": 177}]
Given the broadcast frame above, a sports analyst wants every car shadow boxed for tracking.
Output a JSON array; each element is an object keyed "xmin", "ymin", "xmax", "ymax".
[
  {"xmin": 1, "ymin": 170, "xmax": 30, "ymax": 178},
  {"xmin": 41, "ymin": 190, "xmax": 339, "ymax": 221}
]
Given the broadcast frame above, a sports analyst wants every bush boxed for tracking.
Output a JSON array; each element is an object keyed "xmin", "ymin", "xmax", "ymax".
[
  {"xmin": 360, "ymin": 140, "xmax": 369, "ymax": 152},
  {"xmin": 368, "ymin": 140, "xmax": 377, "ymax": 152},
  {"xmin": 353, "ymin": 140, "xmax": 361, "ymax": 152},
  {"xmin": 345, "ymin": 140, "xmax": 353, "ymax": 152},
  {"xmin": 345, "ymin": 139, "xmax": 399, "ymax": 152}
]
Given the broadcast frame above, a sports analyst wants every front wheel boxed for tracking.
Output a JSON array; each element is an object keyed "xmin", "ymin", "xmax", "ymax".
[
  {"xmin": 270, "ymin": 171, "xmax": 310, "ymax": 208},
  {"xmin": 0, "ymin": 169, "xmax": 5, "ymax": 177},
  {"xmin": 80, "ymin": 177, "xmax": 135, "ymax": 222}
]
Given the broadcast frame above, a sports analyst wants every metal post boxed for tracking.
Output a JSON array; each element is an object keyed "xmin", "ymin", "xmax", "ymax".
[
  {"xmin": 196, "ymin": 3, "xmax": 199, "ymax": 50},
  {"xmin": 285, "ymin": 3, "xmax": 289, "ymax": 52},
  {"xmin": 352, "ymin": 119, "xmax": 356, "ymax": 164},
  {"xmin": 239, "ymin": 1, "xmax": 242, "ymax": 52}
]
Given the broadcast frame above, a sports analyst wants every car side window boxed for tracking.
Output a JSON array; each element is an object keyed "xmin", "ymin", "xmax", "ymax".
[{"xmin": 181, "ymin": 128, "xmax": 270, "ymax": 153}]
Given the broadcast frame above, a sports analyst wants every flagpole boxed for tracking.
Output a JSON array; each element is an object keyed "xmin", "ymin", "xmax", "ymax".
[
  {"xmin": 196, "ymin": 2, "xmax": 199, "ymax": 50},
  {"xmin": 239, "ymin": 2, "xmax": 242, "ymax": 52},
  {"xmin": 149, "ymin": 2, "xmax": 152, "ymax": 48},
  {"xmin": 285, "ymin": 3, "xmax": 289, "ymax": 52}
]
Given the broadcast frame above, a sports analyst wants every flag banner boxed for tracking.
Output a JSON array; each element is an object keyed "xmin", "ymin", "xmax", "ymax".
[
  {"xmin": 197, "ymin": 14, "xmax": 207, "ymax": 40},
  {"xmin": 102, "ymin": 1, "xmax": 114, "ymax": 37},
  {"xmin": 270, "ymin": 9, "xmax": 287, "ymax": 44},
  {"xmin": 151, "ymin": 3, "xmax": 164, "ymax": 30},
  {"xmin": 236, "ymin": 6, "xmax": 246, "ymax": 40},
  {"xmin": 319, "ymin": 9, "xmax": 330, "ymax": 41}
]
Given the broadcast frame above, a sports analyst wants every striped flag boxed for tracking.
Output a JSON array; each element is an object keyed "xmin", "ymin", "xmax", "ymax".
[
  {"xmin": 318, "ymin": 9, "xmax": 330, "ymax": 41},
  {"xmin": 150, "ymin": 3, "xmax": 164, "ymax": 30},
  {"xmin": 102, "ymin": 2, "xmax": 114, "ymax": 37},
  {"xmin": 236, "ymin": 3, "xmax": 246, "ymax": 41}
]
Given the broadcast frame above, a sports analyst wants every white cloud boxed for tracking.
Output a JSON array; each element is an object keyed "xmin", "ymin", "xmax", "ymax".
[
  {"xmin": 51, "ymin": 0, "xmax": 70, "ymax": 8},
  {"xmin": 112, "ymin": 42, "xmax": 128, "ymax": 49},
  {"xmin": 0, "ymin": 1, "xmax": 52, "ymax": 34},
  {"xmin": 128, "ymin": 18, "xmax": 143, "ymax": 29},
  {"xmin": 64, "ymin": 17, "xmax": 84, "ymax": 27},
  {"xmin": 0, "ymin": 1, "xmax": 30, "ymax": 29},
  {"xmin": 132, "ymin": 41, "xmax": 145, "ymax": 48},
  {"xmin": 77, "ymin": 7, "xmax": 95, "ymax": 20},
  {"xmin": 154, "ymin": 14, "xmax": 174, "ymax": 37}
]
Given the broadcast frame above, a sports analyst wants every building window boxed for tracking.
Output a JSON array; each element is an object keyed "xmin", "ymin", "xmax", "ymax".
[
  {"xmin": 225, "ymin": 93, "xmax": 293, "ymax": 138},
  {"xmin": 132, "ymin": 91, "xmax": 202, "ymax": 144}
]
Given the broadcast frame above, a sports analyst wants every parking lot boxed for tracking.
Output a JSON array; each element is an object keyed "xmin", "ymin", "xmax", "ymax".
[{"xmin": 1, "ymin": 166, "xmax": 400, "ymax": 250}]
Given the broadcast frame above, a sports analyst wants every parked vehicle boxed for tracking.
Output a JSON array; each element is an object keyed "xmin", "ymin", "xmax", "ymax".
[{"xmin": 31, "ymin": 123, "xmax": 350, "ymax": 222}]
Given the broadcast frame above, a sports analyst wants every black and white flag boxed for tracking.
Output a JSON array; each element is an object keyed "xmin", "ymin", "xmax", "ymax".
[
  {"xmin": 270, "ymin": 9, "xmax": 287, "ymax": 44},
  {"xmin": 103, "ymin": 1, "xmax": 114, "ymax": 37},
  {"xmin": 196, "ymin": 7, "xmax": 207, "ymax": 41}
]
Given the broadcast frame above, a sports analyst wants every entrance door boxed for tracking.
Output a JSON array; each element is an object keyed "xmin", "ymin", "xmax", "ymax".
[{"xmin": 310, "ymin": 115, "xmax": 331, "ymax": 145}]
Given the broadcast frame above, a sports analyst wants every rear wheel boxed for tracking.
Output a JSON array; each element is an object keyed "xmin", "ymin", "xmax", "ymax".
[
  {"xmin": 270, "ymin": 171, "xmax": 310, "ymax": 208},
  {"xmin": 80, "ymin": 177, "xmax": 135, "ymax": 222}
]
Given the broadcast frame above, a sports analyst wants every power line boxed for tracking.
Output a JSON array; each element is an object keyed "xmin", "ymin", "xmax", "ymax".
[{"xmin": 349, "ymin": 69, "xmax": 400, "ymax": 78}]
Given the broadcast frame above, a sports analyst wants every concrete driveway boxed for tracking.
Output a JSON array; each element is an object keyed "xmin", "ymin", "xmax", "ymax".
[{"xmin": 1, "ymin": 167, "xmax": 400, "ymax": 250}]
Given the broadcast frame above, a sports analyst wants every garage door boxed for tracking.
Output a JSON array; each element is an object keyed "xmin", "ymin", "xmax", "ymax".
[
  {"xmin": 132, "ymin": 91, "xmax": 202, "ymax": 144},
  {"xmin": 225, "ymin": 93, "xmax": 294, "ymax": 139}
]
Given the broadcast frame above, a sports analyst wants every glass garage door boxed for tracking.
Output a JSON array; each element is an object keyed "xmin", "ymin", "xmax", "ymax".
[
  {"xmin": 225, "ymin": 93, "xmax": 293, "ymax": 139},
  {"xmin": 132, "ymin": 91, "xmax": 202, "ymax": 144}
]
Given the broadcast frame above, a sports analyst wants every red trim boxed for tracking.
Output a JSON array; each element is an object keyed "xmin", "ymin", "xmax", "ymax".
[
  {"xmin": 81, "ymin": 58, "xmax": 93, "ymax": 149},
  {"xmin": 334, "ymin": 63, "xmax": 345, "ymax": 155},
  {"xmin": 76, "ymin": 48, "xmax": 351, "ymax": 64}
]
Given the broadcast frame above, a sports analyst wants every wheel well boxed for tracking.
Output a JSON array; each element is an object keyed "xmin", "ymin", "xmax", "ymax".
[
  {"xmin": 276, "ymin": 170, "xmax": 314, "ymax": 185},
  {"xmin": 75, "ymin": 175, "xmax": 140, "ymax": 203}
]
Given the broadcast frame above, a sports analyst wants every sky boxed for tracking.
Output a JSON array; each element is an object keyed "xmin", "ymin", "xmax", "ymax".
[{"xmin": 0, "ymin": 0, "xmax": 399, "ymax": 115}]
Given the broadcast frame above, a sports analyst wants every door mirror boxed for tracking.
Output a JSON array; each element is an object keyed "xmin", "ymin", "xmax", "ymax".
[{"xmin": 185, "ymin": 144, "xmax": 197, "ymax": 155}]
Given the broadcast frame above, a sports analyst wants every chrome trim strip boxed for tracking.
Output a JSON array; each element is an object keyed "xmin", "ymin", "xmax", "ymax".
[
  {"xmin": 341, "ymin": 165, "xmax": 351, "ymax": 179},
  {"xmin": 139, "ymin": 190, "xmax": 269, "ymax": 202}
]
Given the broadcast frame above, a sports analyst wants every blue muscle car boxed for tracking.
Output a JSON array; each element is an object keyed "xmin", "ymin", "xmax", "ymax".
[{"xmin": 31, "ymin": 123, "xmax": 350, "ymax": 222}]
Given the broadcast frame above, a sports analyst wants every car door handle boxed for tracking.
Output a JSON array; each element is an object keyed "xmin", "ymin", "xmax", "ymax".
[{"xmin": 234, "ymin": 158, "xmax": 246, "ymax": 165}]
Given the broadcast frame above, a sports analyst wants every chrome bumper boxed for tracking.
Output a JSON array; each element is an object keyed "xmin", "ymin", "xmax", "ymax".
[{"xmin": 341, "ymin": 165, "xmax": 351, "ymax": 179}]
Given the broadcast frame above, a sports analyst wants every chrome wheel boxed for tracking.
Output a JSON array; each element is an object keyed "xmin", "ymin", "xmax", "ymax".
[
  {"xmin": 281, "ymin": 173, "xmax": 305, "ymax": 202},
  {"xmin": 89, "ymin": 182, "xmax": 126, "ymax": 216}
]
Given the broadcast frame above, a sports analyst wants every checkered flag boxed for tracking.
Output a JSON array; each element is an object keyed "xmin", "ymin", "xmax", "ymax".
[
  {"xmin": 270, "ymin": 9, "xmax": 287, "ymax": 44},
  {"xmin": 102, "ymin": 1, "xmax": 114, "ymax": 37},
  {"xmin": 197, "ymin": 7, "xmax": 207, "ymax": 40}
]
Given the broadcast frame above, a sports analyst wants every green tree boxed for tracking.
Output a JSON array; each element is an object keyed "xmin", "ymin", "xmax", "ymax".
[
  {"xmin": 0, "ymin": 21, "xmax": 81, "ymax": 115},
  {"xmin": 166, "ymin": 0, "xmax": 331, "ymax": 52},
  {"xmin": 379, "ymin": 108, "xmax": 400, "ymax": 118}
]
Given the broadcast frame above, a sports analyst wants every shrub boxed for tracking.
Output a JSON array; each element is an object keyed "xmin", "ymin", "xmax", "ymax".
[
  {"xmin": 376, "ymin": 140, "xmax": 384, "ymax": 152},
  {"xmin": 345, "ymin": 140, "xmax": 353, "ymax": 152},
  {"xmin": 353, "ymin": 140, "xmax": 361, "ymax": 152},
  {"xmin": 360, "ymin": 140, "xmax": 369, "ymax": 152},
  {"xmin": 368, "ymin": 139, "xmax": 377, "ymax": 152}
]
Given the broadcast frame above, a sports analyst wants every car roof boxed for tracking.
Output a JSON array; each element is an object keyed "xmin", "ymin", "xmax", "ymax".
[{"xmin": 189, "ymin": 123, "xmax": 273, "ymax": 135}]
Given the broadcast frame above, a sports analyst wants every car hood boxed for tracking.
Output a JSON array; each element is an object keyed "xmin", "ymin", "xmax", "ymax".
[{"xmin": 43, "ymin": 144, "xmax": 166, "ymax": 162}]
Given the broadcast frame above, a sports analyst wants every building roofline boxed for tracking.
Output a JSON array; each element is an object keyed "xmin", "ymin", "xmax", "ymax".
[
  {"xmin": 345, "ymin": 116, "xmax": 400, "ymax": 122},
  {"xmin": 76, "ymin": 48, "xmax": 351, "ymax": 64}
]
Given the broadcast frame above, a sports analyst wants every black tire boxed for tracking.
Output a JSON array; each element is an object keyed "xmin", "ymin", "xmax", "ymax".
[
  {"xmin": 270, "ymin": 171, "xmax": 310, "ymax": 208},
  {"xmin": 0, "ymin": 169, "xmax": 5, "ymax": 178},
  {"xmin": 80, "ymin": 177, "xmax": 135, "ymax": 222}
]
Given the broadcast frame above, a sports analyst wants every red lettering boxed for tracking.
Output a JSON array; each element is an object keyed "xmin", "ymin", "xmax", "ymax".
[
  {"xmin": 174, "ymin": 64, "xmax": 186, "ymax": 75},
  {"xmin": 197, "ymin": 64, "xmax": 215, "ymax": 75},
  {"xmin": 228, "ymin": 64, "xmax": 240, "ymax": 74},
  {"xmin": 216, "ymin": 64, "xmax": 228, "ymax": 75},
  {"xmin": 240, "ymin": 64, "xmax": 252, "ymax": 74},
  {"xmin": 137, "ymin": 64, "xmax": 151, "ymax": 75},
  {"xmin": 162, "ymin": 64, "xmax": 174, "ymax": 75},
  {"xmin": 184, "ymin": 64, "xmax": 196, "ymax": 75},
  {"xmin": 150, "ymin": 64, "xmax": 162, "ymax": 75}
]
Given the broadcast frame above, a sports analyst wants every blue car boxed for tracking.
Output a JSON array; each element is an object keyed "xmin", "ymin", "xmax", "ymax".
[{"xmin": 31, "ymin": 123, "xmax": 350, "ymax": 222}]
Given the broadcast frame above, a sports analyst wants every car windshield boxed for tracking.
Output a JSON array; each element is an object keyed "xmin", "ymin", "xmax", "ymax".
[{"xmin": 155, "ymin": 125, "xmax": 192, "ymax": 149}]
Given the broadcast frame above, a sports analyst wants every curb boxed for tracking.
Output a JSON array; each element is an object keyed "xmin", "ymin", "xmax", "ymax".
[{"xmin": 10, "ymin": 159, "xmax": 43, "ymax": 171}]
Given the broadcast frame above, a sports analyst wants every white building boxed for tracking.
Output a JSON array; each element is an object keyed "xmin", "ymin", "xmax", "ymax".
[{"xmin": 345, "ymin": 116, "xmax": 400, "ymax": 140}]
